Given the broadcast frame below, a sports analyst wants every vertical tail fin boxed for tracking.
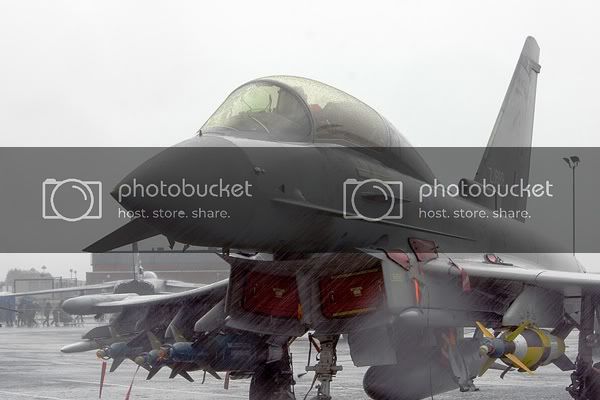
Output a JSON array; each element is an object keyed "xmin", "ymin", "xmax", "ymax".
[
  {"xmin": 474, "ymin": 37, "xmax": 541, "ymax": 220},
  {"xmin": 481, "ymin": 36, "xmax": 541, "ymax": 149}
]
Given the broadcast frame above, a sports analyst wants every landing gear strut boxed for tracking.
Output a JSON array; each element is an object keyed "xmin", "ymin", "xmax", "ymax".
[
  {"xmin": 305, "ymin": 334, "xmax": 343, "ymax": 400},
  {"xmin": 249, "ymin": 345, "xmax": 295, "ymax": 400},
  {"xmin": 567, "ymin": 294, "xmax": 600, "ymax": 400}
]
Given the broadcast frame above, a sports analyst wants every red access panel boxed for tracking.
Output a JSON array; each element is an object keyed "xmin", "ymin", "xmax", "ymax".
[
  {"xmin": 320, "ymin": 268, "xmax": 385, "ymax": 318},
  {"xmin": 242, "ymin": 271, "xmax": 300, "ymax": 318}
]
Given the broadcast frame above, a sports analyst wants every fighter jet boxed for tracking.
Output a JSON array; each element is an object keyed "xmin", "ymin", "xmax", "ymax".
[
  {"xmin": 0, "ymin": 251, "xmax": 200, "ymax": 340},
  {"xmin": 1, "ymin": 269, "xmax": 198, "ymax": 299},
  {"xmin": 65, "ymin": 37, "xmax": 600, "ymax": 400},
  {"xmin": 1, "ymin": 244, "xmax": 199, "ymax": 301}
]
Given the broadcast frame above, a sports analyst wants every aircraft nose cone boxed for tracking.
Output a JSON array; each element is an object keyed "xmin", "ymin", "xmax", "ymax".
[
  {"xmin": 112, "ymin": 135, "xmax": 247, "ymax": 208},
  {"xmin": 111, "ymin": 134, "xmax": 258, "ymax": 247}
]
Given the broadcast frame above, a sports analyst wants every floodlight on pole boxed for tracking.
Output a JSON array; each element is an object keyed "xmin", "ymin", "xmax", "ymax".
[{"xmin": 563, "ymin": 156, "xmax": 581, "ymax": 255}]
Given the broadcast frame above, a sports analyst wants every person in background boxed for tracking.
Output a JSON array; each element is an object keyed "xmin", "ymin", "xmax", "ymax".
[
  {"xmin": 43, "ymin": 302, "xmax": 52, "ymax": 327},
  {"xmin": 16, "ymin": 300, "xmax": 24, "ymax": 327},
  {"xmin": 51, "ymin": 305, "xmax": 60, "ymax": 327},
  {"xmin": 6, "ymin": 296, "xmax": 15, "ymax": 327},
  {"xmin": 26, "ymin": 301, "xmax": 39, "ymax": 327}
]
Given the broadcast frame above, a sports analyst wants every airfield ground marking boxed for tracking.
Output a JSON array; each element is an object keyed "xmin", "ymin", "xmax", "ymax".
[
  {"xmin": 56, "ymin": 379, "xmax": 248, "ymax": 398},
  {"xmin": 0, "ymin": 391, "xmax": 74, "ymax": 400}
]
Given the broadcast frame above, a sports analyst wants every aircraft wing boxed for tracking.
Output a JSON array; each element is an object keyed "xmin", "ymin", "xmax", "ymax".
[
  {"xmin": 163, "ymin": 280, "xmax": 202, "ymax": 291},
  {"xmin": 61, "ymin": 279, "xmax": 229, "ymax": 354},
  {"xmin": 430, "ymin": 257, "xmax": 600, "ymax": 294},
  {"xmin": 0, "ymin": 281, "xmax": 116, "ymax": 298},
  {"xmin": 65, "ymin": 279, "xmax": 228, "ymax": 315}
]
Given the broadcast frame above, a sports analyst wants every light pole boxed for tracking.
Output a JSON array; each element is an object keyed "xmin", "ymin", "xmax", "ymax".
[
  {"xmin": 563, "ymin": 156, "xmax": 581, "ymax": 255},
  {"xmin": 69, "ymin": 268, "xmax": 73, "ymax": 280}
]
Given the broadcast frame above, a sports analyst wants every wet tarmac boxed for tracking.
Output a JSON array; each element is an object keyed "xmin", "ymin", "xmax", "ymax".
[{"xmin": 0, "ymin": 326, "xmax": 577, "ymax": 399}]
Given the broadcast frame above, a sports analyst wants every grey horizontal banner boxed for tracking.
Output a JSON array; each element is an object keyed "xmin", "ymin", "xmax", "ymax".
[{"xmin": 0, "ymin": 147, "xmax": 596, "ymax": 253}]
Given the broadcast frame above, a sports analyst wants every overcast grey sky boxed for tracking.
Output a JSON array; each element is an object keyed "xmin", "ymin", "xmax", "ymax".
[{"xmin": 1, "ymin": 1, "xmax": 599, "ymax": 280}]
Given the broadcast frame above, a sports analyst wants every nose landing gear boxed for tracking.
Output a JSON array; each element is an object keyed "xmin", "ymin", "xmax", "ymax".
[
  {"xmin": 304, "ymin": 334, "xmax": 343, "ymax": 400},
  {"xmin": 567, "ymin": 357, "xmax": 600, "ymax": 400},
  {"xmin": 567, "ymin": 294, "xmax": 600, "ymax": 400},
  {"xmin": 249, "ymin": 344, "xmax": 296, "ymax": 400}
]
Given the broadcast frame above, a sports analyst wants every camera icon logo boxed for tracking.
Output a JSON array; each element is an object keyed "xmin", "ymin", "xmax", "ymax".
[
  {"xmin": 343, "ymin": 178, "xmax": 403, "ymax": 221},
  {"xmin": 42, "ymin": 178, "xmax": 102, "ymax": 222}
]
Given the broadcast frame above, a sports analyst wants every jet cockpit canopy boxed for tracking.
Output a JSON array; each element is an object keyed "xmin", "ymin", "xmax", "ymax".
[
  {"xmin": 201, "ymin": 76, "xmax": 434, "ymax": 182},
  {"xmin": 202, "ymin": 76, "xmax": 410, "ymax": 147}
]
